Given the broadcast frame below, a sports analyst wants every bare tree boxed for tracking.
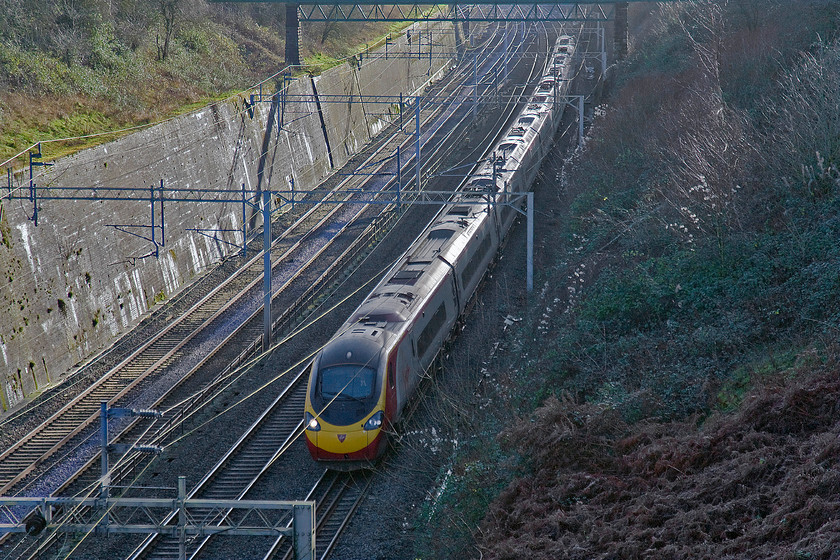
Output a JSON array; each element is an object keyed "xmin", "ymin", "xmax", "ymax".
[
  {"xmin": 664, "ymin": 0, "xmax": 728, "ymax": 108},
  {"xmin": 770, "ymin": 41, "xmax": 840, "ymax": 180},
  {"xmin": 650, "ymin": 1, "xmax": 760, "ymax": 262},
  {"xmin": 156, "ymin": 0, "xmax": 179, "ymax": 61}
]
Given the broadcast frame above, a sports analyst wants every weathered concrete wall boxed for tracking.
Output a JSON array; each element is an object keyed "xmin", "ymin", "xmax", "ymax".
[
  {"xmin": 0, "ymin": 21, "xmax": 455, "ymax": 412},
  {"xmin": 315, "ymin": 20, "xmax": 456, "ymax": 168}
]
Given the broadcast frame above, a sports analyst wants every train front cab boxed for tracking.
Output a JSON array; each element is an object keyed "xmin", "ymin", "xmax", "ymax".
[{"xmin": 304, "ymin": 331, "xmax": 392, "ymax": 469}]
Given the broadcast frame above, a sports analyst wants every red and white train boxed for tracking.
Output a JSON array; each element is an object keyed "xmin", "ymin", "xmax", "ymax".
[{"xmin": 304, "ymin": 33, "xmax": 578, "ymax": 469}]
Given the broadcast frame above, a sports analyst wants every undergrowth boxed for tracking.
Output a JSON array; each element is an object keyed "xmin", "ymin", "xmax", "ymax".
[{"xmin": 416, "ymin": 1, "xmax": 840, "ymax": 558}]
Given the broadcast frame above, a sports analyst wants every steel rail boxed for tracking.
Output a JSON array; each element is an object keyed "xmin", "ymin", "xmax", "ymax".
[
  {"xmin": 3, "ymin": 13, "xmax": 466, "ymax": 501},
  {"xmin": 122, "ymin": 22, "xmax": 533, "ymax": 560},
  {"xmin": 0, "ymin": 190, "xmax": 351, "ymax": 496},
  {"xmin": 255, "ymin": 469, "xmax": 373, "ymax": 560},
  {"xmin": 0, "ymin": 31, "xmax": 472, "ymax": 498},
  {"xmin": 7, "ymin": 190, "xmax": 399, "ymax": 557},
  {"xmin": 2, "ymin": 20, "xmax": 557, "ymax": 560},
  {"xmin": 125, "ymin": 366, "xmax": 310, "ymax": 560}
]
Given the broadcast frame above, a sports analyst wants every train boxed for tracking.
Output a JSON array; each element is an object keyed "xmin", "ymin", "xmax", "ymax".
[{"xmin": 304, "ymin": 33, "xmax": 578, "ymax": 469}]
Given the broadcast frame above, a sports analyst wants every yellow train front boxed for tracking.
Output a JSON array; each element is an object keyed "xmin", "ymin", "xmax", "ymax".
[{"xmin": 304, "ymin": 329, "xmax": 394, "ymax": 470}]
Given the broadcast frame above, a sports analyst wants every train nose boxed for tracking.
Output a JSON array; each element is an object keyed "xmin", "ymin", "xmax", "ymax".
[
  {"xmin": 310, "ymin": 426, "xmax": 367, "ymax": 455},
  {"xmin": 306, "ymin": 424, "xmax": 384, "ymax": 462}
]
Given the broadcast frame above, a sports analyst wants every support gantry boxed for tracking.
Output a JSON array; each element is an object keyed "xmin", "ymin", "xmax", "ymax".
[
  {"xmin": 286, "ymin": 3, "xmax": 302, "ymax": 66},
  {"xmin": 1, "ymin": 486, "xmax": 316, "ymax": 560},
  {"xmin": 216, "ymin": 1, "xmax": 675, "ymax": 71},
  {"xmin": 614, "ymin": 1, "xmax": 628, "ymax": 59},
  {"xmin": 295, "ymin": 3, "xmax": 617, "ymax": 22}
]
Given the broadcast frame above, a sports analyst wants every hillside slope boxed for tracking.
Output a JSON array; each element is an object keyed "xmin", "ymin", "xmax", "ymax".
[
  {"xmin": 409, "ymin": 2, "xmax": 840, "ymax": 558},
  {"xmin": 0, "ymin": 0, "xmax": 399, "ymax": 162}
]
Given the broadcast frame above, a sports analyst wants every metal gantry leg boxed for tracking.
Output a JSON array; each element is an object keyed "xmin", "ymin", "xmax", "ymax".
[
  {"xmin": 178, "ymin": 477, "xmax": 187, "ymax": 560},
  {"xmin": 527, "ymin": 192, "xmax": 534, "ymax": 293},
  {"xmin": 150, "ymin": 185, "xmax": 158, "ymax": 258},
  {"xmin": 578, "ymin": 95, "xmax": 585, "ymax": 145},
  {"xmin": 242, "ymin": 183, "xmax": 248, "ymax": 257},
  {"xmin": 472, "ymin": 53, "xmax": 478, "ymax": 118},
  {"xmin": 504, "ymin": 24, "xmax": 510, "ymax": 82},
  {"xmin": 415, "ymin": 97, "xmax": 422, "ymax": 190},
  {"xmin": 262, "ymin": 190, "xmax": 272, "ymax": 352},
  {"xmin": 294, "ymin": 503, "xmax": 316, "ymax": 560},
  {"xmin": 598, "ymin": 21, "xmax": 607, "ymax": 75},
  {"xmin": 396, "ymin": 146, "xmax": 402, "ymax": 210},
  {"xmin": 100, "ymin": 402, "xmax": 110, "ymax": 501}
]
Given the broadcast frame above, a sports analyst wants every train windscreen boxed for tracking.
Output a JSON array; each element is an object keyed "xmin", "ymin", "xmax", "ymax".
[{"xmin": 319, "ymin": 365, "xmax": 377, "ymax": 400}]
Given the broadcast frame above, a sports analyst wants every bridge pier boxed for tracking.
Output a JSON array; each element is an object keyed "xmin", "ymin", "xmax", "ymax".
[
  {"xmin": 285, "ymin": 3, "xmax": 301, "ymax": 66},
  {"xmin": 614, "ymin": 1, "xmax": 628, "ymax": 59}
]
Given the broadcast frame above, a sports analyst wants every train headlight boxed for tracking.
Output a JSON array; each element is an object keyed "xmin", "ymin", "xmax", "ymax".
[
  {"xmin": 364, "ymin": 411, "xmax": 384, "ymax": 431},
  {"xmin": 305, "ymin": 412, "xmax": 321, "ymax": 431}
]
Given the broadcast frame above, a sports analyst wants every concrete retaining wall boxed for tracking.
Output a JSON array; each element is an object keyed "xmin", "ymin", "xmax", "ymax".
[{"xmin": 0, "ymin": 21, "xmax": 455, "ymax": 413}]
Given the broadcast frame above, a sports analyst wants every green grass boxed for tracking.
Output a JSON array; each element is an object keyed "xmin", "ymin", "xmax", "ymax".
[{"xmin": 1, "ymin": 14, "xmax": 418, "ymax": 166}]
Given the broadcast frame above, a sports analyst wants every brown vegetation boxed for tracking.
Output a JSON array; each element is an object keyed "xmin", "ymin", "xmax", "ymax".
[{"xmin": 483, "ymin": 352, "xmax": 840, "ymax": 559}]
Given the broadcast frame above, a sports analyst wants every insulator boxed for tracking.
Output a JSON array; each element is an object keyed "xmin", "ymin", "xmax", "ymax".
[
  {"xmin": 23, "ymin": 511, "xmax": 47, "ymax": 536},
  {"xmin": 131, "ymin": 409, "xmax": 163, "ymax": 418},
  {"xmin": 134, "ymin": 445, "xmax": 164, "ymax": 454}
]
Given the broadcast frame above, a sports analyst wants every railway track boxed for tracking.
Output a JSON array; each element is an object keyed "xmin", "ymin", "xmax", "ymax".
[
  {"xmin": 274, "ymin": 470, "xmax": 372, "ymax": 560},
  {"xmin": 0, "ymin": 24, "xmax": 480, "ymax": 500},
  {"xmin": 120, "ymin": 22, "xmax": 552, "ymax": 560},
  {"xmin": 7, "ymin": 16, "xmax": 597, "ymax": 560},
  {"xmin": 0, "ymin": 22, "xmax": 547, "ymax": 560},
  {"xmin": 126, "ymin": 367, "xmax": 309, "ymax": 560},
  {"xmin": 0, "ymin": 177, "xmax": 378, "ymax": 496}
]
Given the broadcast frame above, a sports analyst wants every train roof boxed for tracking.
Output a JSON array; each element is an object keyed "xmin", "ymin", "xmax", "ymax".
[
  {"xmin": 344, "ymin": 197, "xmax": 491, "ymax": 332},
  {"xmin": 333, "ymin": 31, "xmax": 576, "ymax": 338},
  {"xmin": 319, "ymin": 325, "xmax": 384, "ymax": 365}
]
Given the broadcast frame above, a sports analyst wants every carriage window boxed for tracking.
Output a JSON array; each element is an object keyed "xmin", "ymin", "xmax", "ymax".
[
  {"xmin": 416, "ymin": 303, "xmax": 447, "ymax": 358},
  {"xmin": 460, "ymin": 234, "xmax": 493, "ymax": 288}
]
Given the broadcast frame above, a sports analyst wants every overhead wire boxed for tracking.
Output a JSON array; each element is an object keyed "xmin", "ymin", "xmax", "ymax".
[
  {"xmin": 50, "ymin": 226, "xmax": 408, "ymax": 557},
  {"xmin": 4, "ymin": 407, "xmax": 162, "ymax": 560},
  {"xmin": 262, "ymin": 20, "xmax": 541, "ymax": 476},
  {"xmin": 2, "ymin": 19, "xmax": 457, "ymax": 201},
  {"xmin": 3, "ymin": 174, "xmax": 392, "ymax": 548},
  {"xmin": 0, "ymin": 15, "xmax": 570, "ymax": 438},
  {"xmin": 360, "ymin": 17, "xmax": 592, "ymax": 484},
  {"xmin": 143, "ymin": 245, "xmax": 397, "ymax": 452},
  {"xmin": 3, "ymin": 251, "xmax": 396, "ymax": 560},
  {"xmin": 302, "ymin": 19, "xmax": 560, "ymax": 483},
  {"xmin": 5, "ymin": 19, "xmax": 517, "ymax": 212},
  {"xmin": 0, "ymin": 42, "xmax": 459, "ymax": 427},
  {"xmin": 3, "ymin": 18, "xmax": 599, "ymax": 556},
  {"xmin": 0, "ymin": 27, "xmax": 468, "ymax": 431},
  {"xmin": 235, "ymin": 13, "xmax": 592, "ymax": 530},
  {"xmin": 0, "ymin": 179, "xmax": 391, "ymax": 445}
]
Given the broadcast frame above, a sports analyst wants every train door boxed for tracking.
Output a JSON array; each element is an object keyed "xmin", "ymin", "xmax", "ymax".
[{"xmin": 394, "ymin": 334, "xmax": 415, "ymax": 416}]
